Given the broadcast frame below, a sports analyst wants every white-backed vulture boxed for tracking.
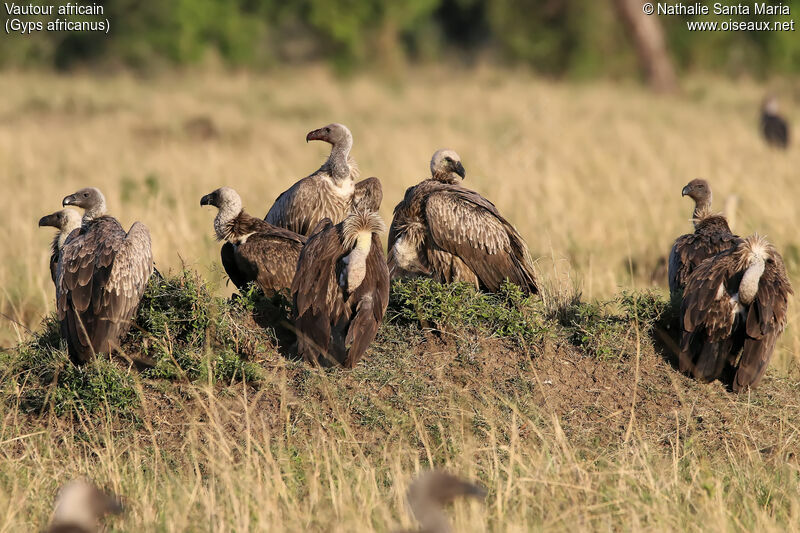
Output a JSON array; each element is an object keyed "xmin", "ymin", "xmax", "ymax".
[
  {"xmin": 38, "ymin": 208, "xmax": 81, "ymax": 285},
  {"xmin": 291, "ymin": 177, "xmax": 389, "ymax": 368},
  {"xmin": 46, "ymin": 479, "xmax": 123, "ymax": 533},
  {"xmin": 388, "ymin": 149, "xmax": 538, "ymax": 294},
  {"xmin": 668, "ymin": 179, "xmax": 740, "ymax": 298},
  {"xmin": 680, "ymin": 234, "xmax": 792, "ymax": 391},
  {"xmin": 398, "ymin": 470, "xmax": 487, "ymax": 533},
  {"xmin": 201, "ymin": 187, "xmax": 306, "ymax": 296},
  {"xmin": 57, "ymin": 187, "xmax": 153, "ymax": 364},
  {"xmin": 761, "ymin": 95, "xmax": 789, "ymax": 149},
  {"xmin": 265, "ymin": 123, "xmax": 361, "ymax": 236}
]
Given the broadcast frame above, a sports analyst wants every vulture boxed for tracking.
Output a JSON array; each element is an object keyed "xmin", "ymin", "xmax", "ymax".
[
  {"xmin": 201, "ymin": 187, "xmax": 306, "ymax": 296},
  {"xmin": 57, "ymin": 187, "xmax": 153, "ymax": 364},
  {"xmin": 46, "ymin": 480, "xmax": 122, "ymax": 533},
  {"xmin": 38, "ymin": 208, "xmax": 81, "ymax": 285},
  {"xmin": 668, "ymin": 179, "xmax": 739, "ymax": 298},
  {"xmin": 388, "ymin": 149, "xmax": 538, "ymax": 294},
  {"xmin": 265, "ymin": 123, "xmax": 361, "ymax": 236},
  {"xmin": 291, "ymin": 177, "xmax": 389, "ymax": 368},
  {"xmin": 680, "ymin": 234, "xmax": 792, "ymax": 391},
  {"xmin": 398, "ymin": 470, "xmax": 487, "ymax": 533},
  {"xmin": 761, "ymin": 95, "xmax": 789, "ymax": 149}
]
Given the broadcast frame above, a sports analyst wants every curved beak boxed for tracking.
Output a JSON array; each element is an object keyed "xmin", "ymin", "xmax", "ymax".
[
  {"xmin": 454, "ymin": 161, "xmax": 466, "ymax": 179},
  {"xmin": 200, "ymin": 193, "xmax": 213, "ymax": 207},
  {"xmin": 306, "ymin": 128, "xmax": 324, "ymax": 143},
  {"xmin": 681, "ymin": 185, "xmax": 690, "ymax": 197},
  {"xmin": 62, "ymin": 194, "xmax": 75, "ymax": 207},
  {"xmin": 38, "ymin": 214, "xmax": 58, "ymax": 227}
]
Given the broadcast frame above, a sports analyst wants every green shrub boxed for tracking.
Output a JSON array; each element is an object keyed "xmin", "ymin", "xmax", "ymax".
[{"xmin": 388, "ymin": 278, "xmax": 547, "ymax": 343}]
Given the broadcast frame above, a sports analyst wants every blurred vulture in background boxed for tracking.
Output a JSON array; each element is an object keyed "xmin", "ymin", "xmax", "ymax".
[
  {"xmin": 680, "ymin": 234, "xmax": 792, "ymax": 391},
  {"xmin": 265, "ymin": 123, "xmax": 361, "ymax": 236},
  {"xmin": 761, "ymin": 95, "xmax": 789, "ymax": 149},
  {"xmin": 292, "ymin": 177, "xmax": 389, "ymax": 368},
  {"xmin": 46, "ymin": 479, "xmax": 123, "ymax": 533},
  {"xmin": 201, "ymin": 187, "xmax": 305, "ymax": 295},
  {"xmin": 38, "ymin": 208, "xmax": 81, "ymax": 286},
  {"xmin": 388, "ymin": 149, "xmax": 538, "ymax": 294},
  {"xmin": 57, "ymin": 187, "xmax": 153, "ymax": 364},
  {"xmin": 397, "ymin": 470, "xmax": 487, "ymax": 533},
  {"xmin": 668, "ymin": 179, "xmax": 739, "ymax": 298}
]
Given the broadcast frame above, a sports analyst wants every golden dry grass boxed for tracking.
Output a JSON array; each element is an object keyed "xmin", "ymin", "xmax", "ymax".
[{"xmin": 1, "ymin": 68, "xmax": 799, "ymax": 531}]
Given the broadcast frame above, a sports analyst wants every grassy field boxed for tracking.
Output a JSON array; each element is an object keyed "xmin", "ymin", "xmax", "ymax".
[{"xmin": 0, "ymin": 68, "xmax": 799, "ymax": 531}]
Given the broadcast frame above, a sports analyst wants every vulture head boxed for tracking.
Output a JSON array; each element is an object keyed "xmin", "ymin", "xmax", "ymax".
[
  {"xmin": 201, "ymin": 187, "xmax": 244, "ymax": 241},
  {"xmin": 48, "ymin": 479, "xmax": 123, "ymax": 533},
  {"xmin": 430, "ymin": 149, "xmax": 466, "ymax": 184},
  {"xmin": 352, "ymin": 177, "xmax": 383, "ymax": 213},
  {"xmin": 200, "ymin": 186, "xmax": 242, "ymax": 211},
  {"xmin": 681, "ymin": 179, "xmax": 712, "ymax": 212},
  {"xmin": 306, "ymin": 123, "xmax": 352, "ymax": 146},
  {"xmin": 39, "ymin": 208, "xmax": 81, "ymax": 231},
  {"xmin": 762, "ymin": 94, "xmax": 780, "ymax": 116},
  {"xmin": 62, "ymin": 187, "xmax": 107, "ymax": 221}
]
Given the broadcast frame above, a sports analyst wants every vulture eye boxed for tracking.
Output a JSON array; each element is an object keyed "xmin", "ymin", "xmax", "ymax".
[
  {"xmin": 445, "ymin": 157, "xmax": 453, "ymax": 163},
  {"xmin": 83, "ymin": 193, "xmax": 89, "ymax": 198},
  {"xmin": 325, "ymin": 127, "xmax": 331, "ymax": 133}
]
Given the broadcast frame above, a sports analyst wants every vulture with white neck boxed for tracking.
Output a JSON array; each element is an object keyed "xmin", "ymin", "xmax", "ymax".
[
  {"xmin": 388, "ymin": 149, "xmax": 538, "ymax": 294},
  {"xmin": 668, "ymin": 179, "xmax": 740, "ymax": 299},
  {"xmin": 38, "ymin": 208, "xmax": 81, "ymax": 286},
  {"xmin": 201, "ymin": 186, "xmax": 305, "ymax": 295},
  {"xmin": 680, "ymin": 234, "xmax": 792, "ymax": 391},
  {"xmin": 46, "ymin": 479, "xmax": 123, "ymax": 533},
  {"xmin": 291, "ymin": 177, "xmax": 389, "ymax": 368},
  {"xmin": 761, "ymin": 95, "xmax": 789, "ymax": 149},
  {"xmin": 265, "ymin": 123, "xmax": 361, "ymax": 236},
  {"xmin": 56, "ymin": 187, "xmax": 153, "ymax": 364},
  {"xmin": 398, "ymin": 470, "xmax": 487, "ymax": 533}
]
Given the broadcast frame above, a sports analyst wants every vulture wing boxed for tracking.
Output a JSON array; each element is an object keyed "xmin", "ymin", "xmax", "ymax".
[
  {"xmin": 679, "ymin": 249, "xmax": 739, "ymax": 378},
  {"xmin": 734, "ymin": 255, "xmax": 792, "ymax": 391},
  {"xmin": 235, "ymin": 233, "xmax": 304, "ymax": 295},
  {"xmin": 57, "ymin": 218, "xmax": 152, "ymax": 363},
  {"xmin": 668, "ymin": 216, "xmax": 739, "ymax": 296},
  {"xmin": 221, "ymin": 242, "xmax": 248, "ymax": 290},
  {"xmin": 266, "ymin": 176, "xmax": 348, "ymax": 236},
  {"xmin": 425, "ymin": 188, "xmax": 537, "ymax": 293},
  {"xmin": 342, "ymin": 235, "xmax": 389, "ymax": 368},
  {"xmin": 292, "ymin": 219, "xmax": 343, "ymax": 365}
]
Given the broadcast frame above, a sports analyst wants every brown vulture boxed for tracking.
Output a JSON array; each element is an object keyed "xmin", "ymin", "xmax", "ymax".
[
  {"xmin": 38, "ymin": 208, "xmax": 81, "ymax": 286},
  {"xmin": 201, "ymin": 187, "xmax": 306, "ymax": 296},
  {"xmin": 761, "ymin": 95, "xmax": 789, "ymax": 149},
  {"xmin": 398, "ymin": 470, "xmax": 487, "ymax": 533},
  {"xmin": 265, "ymin": 123, "xmax": 361, "ymax": 236},
  {"xmin": 680, "ymin": 234, "xmax": 792, "ymax": 391},
  {"xmin": 57, "ymin": 187, "xmax": 153, "ymax": 364},
  {"xmin": 668, "ymin": 179, "xmax": 739, "ymax": 298},
  {"xmin": 46, "ymin": 479, "xmax": 123, "ymax": 533},
  {"xmin": 387, "ymin": 149, "xmax": 538, "ymax": 294},
  {"xmin": 291, "ymin": 177, "xmax": 389, "ymax": 368}
]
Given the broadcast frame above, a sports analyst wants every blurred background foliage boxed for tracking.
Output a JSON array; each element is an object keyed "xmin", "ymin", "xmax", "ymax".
[{"xmin": 1, "ymin": 0, "xmax": 799, "ymax": 77}]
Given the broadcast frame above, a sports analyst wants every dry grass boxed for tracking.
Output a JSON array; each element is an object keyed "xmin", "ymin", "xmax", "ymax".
[{"xmin": 1, "ymin": 67, "xmax": 799, "ymax": 531}]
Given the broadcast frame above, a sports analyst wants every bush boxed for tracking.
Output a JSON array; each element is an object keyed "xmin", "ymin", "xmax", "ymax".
[{"xmin": 388, "ymin": 277, "xmax": 548, "ymax": 343}]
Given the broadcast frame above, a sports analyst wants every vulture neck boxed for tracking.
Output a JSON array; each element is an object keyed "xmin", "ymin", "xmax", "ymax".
[
  {"xmin": 692, "ymin": 196, "xmax": 712, "ymax": 224},
  {"xmin": 327, "ymin": 135, "xmax": 353, "ymax": 182},
  {"xmin": 738, "ymin": 257, "xmax": 765, "ymax": 305},
  {"xmin": 57, "ymin": 223, "xmax": 79, "ymax": 250},
  {"xmin": 82, "ymin": 201, "xmax": 107, "ymax": 224},
  {"xmin": 214, "ymin": 199, "xmax": 243, "ymax": 242}
]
